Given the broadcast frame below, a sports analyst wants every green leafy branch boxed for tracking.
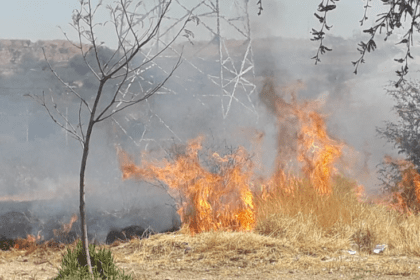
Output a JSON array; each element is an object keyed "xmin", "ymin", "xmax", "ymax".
[
  {"xmin": 311, "ymin": 0, "xmax": 339, "ymax": 64},
  {"xmin": 359, "ymin": 0, "xmax": 373, "ymax": 26},
  {"xmin": 257, "ymin": 0, "xmax": 263, "ymax": 16},
  {"xmin": 353, "ymin": 0, "xmax": 420, "ymax": 87}
]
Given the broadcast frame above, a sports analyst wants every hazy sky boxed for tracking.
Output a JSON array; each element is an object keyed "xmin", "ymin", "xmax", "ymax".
[
  {"xmin": 0, "ymin": 0, "xmax": 410, "ymax": 198},
  {"xmin": 1, "ymin": 0, "xmax": 386, "ymax": 43}
]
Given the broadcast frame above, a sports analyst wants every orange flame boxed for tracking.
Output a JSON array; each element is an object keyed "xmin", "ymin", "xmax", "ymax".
[
  {"xmin": 53, "ymin": 214, "xmax": 78, "ymax": 237},
  {"xmin": 380, "ymin": 156, "xmax": 420, "ymax": 214},
  {"xmin": 26, "ymin": 232, "xmax": 42, "ymax": 243},
  {"xmin": 13, "ymin": 232, "xmax": 42, "ymax": 250},
  {"xmin": 119, "ymin": 80, "xmax": 349, "ymax": 234},
  {"xmin": 297, "ymin": 111, "xmax": 342, "ymax": 195},
  {"xmin": 120, "ymin": 136, "xmax": 255, "ymax": 234},
  {"xmin": 354, "ymin": 184, "xmax": 366, "ymax": 203},
  {"xmin": 263, "ymin": 78, "xmax": 342, "ymax": 195}
]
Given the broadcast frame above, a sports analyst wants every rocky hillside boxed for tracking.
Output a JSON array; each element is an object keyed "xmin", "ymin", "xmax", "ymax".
[{"xmin": 0, "ymin": 39, "xmax": 90, "ymax": 75}]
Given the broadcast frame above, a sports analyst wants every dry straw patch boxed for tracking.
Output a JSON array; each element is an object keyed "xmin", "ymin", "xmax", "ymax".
[
  {"xmin": 2, "ymin": 178, "xmax": 420, "ymax": 279},
  {"xmin": 1, "ymin": 228, "xmax": 420, "ymax": 279},
  {"xmin": 105, "ymin": 229, "xmax": 420, "ymax": 279},
  {"xmin": 255, "ymin": 175, "xmax": 420, "ymax": 257}
]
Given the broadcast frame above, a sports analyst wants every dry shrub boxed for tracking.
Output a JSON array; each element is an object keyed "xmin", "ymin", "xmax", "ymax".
[
  {"xmin": 351, "ymin": 227, "xmax": 376, "ymax": 253},
  {"xmin": 255, "ymin": 174, "xmax": 420, "ymax": 256},
  {"xmin": 13, "ymin": 238, "xmax": 38, "ymax": 256}
]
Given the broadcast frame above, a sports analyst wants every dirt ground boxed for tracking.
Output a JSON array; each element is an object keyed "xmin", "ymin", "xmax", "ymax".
[{"xmin": 1, "ymin": 238, "xmax": 420, "ymax": 280}]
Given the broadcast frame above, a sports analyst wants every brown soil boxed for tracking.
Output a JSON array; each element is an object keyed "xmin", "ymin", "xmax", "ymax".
[{"xmin": 0, "ymin": 232, "xmax": 419, "ymax": 280}]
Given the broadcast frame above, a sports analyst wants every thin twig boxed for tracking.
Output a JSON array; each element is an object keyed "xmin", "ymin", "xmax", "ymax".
[
  {"xmin": 87, "ymin": 0, "xmax": 105, "ymax": 77},
  {"xmin": 41, "ymin": 48, "xmax": 91, "ymax": 112},
  {"xmin": 97, "ymin": 53, "xmax": 182, "ymax": 122}
]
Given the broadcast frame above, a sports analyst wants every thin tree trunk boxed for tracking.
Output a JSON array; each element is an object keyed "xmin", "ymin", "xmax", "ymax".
[
  {"xmin": 80, "ymin": 129, "xmax": 93, "ymax": 275},
  {"xmin": 79, "ymin": 81, "xmax": 106, "ymax": 276}
]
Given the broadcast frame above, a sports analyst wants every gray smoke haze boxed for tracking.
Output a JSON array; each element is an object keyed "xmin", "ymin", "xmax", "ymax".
[{"xmin": 1, "ymin": 27, "xmax": 418, "ymax": 242}]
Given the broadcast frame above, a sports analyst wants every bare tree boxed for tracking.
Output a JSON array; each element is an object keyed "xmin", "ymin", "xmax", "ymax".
[{"xmin": 28, "ymin": 0, "xmax": 192, "ymax": 275}]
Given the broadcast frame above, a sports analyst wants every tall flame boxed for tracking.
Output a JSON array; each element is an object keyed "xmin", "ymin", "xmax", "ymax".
[
  {"xmin": 120, "ymin": 136, "xmax": 255, "ymax": 234},
  {"xmin": 53, "ymin": 214, "xmax": 78, "ymax": 237},
  {"xmin": 119, "ymin": 80, "xmax": 347, "ymax": 234},
  {"xmin": 263, "ymin": 78, "xmax": 342, "ymax": 195},
  {"xmin": 379, "ymin": 156, "xmax": 420, "ymax": 214},
  {"xmin": 297, "ymin": 111, "xmax": 342, "ymax": 195}
]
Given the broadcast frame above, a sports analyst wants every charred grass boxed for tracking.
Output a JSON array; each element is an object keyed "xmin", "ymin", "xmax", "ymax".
[{"xmin": 1, "ymin": 176, "xmax": 420, "ymax": 279}]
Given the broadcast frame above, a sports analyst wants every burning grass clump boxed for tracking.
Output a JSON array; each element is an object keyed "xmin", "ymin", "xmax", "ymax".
[
  {"xmin": 119, "ymin": 136, "xmax": 256, "ymax": 234},
  {"xmin": 117, "ymin": 79, "xmax": 420, "ymax": 260},
  {"xmin": 55, "ymin": 240, "xmax": 133, "ymax": 280},
  {"xmin": 119, "ymin": 135, "xmax": 420, "ymax": 257}
]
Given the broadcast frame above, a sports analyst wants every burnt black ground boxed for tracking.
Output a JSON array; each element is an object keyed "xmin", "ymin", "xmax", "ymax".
[
  {"xmin": 105, "ymin": 225, "xmax": 155, "ymax": 245},
  {"xmin": 0, "ymin": 211, "xmax": 33, "ymax": 239},
  {"xmin": 0, "ymin": 235, "xmax": 15, "ymax": 251},
  {"xmin": 0, "ymin": 198, "xmax": 181, "ymax": 248}
]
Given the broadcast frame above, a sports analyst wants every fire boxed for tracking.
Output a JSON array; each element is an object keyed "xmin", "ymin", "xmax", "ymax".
[
  {"xmin": 119, "ymin": 137, "xmax": 255, "ymax": 234},
  {"xmin": 13, "ymin": 232, "xmax": 42, "ymax": 250},
  {"xmin": 119, "ymin": 80, "xmax": 349, "ymax": 234},
  {"xmin": 263, "ymin": 78, "xmax": 342, "ymax": 195},
  {"xmin": 379, "ymin": 156, "xmax": 420, "ymax": 214},
  {"xmin": 296, "ymin": 110, "xmax": 342, "ymax": 195},
  {"xmin": 53, "ymin": 214, "xmax": 78, "ymax": 237},
  {"xmin": 354, "ymin": 184, "xmax": 366, "ymax": 203},
  {"xmin": 26, "ymin": 232, "xmax": 42, "ymax": 243}
]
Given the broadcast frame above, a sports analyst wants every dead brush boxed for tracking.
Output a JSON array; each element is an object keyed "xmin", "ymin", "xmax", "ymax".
[
  {"xmin": 351, "ymin": 227, "xmax": 376, "ymax": 253},
  {"xmin": 254, "ymin": 173, "xmax": 420, "ymax": 257}
]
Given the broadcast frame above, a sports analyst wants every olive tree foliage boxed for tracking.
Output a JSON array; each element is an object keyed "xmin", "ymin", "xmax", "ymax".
[
  {"xmin": 377, "ymin": 81, "xmax": 420, "ymax": 186},
  {"xmin": 310, "ymin": 0, "xmax": 420, "ymax": 204},
  {"xmin": 257, "ymin": 0, "xmax": 263, "ymax": 16},
  {"xmin": 28, "ymin": 0, "xmax": 193, "ymax": 275},
  {"xmin": 311, "ymin": 0, "xmax": 420, "ymax": 87}
]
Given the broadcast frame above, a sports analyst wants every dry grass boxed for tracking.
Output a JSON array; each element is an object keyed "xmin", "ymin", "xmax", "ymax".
[
  {"xmin": 1, "ymin": 231, "xmax": 420, "ymax": 279},
  {"xmin": 1, "ymin": 175, "xmax": 420, "ymax": 279},
  {"xmin": 255, "ymin": 175, "xmax": 420, "ymax": 257}
]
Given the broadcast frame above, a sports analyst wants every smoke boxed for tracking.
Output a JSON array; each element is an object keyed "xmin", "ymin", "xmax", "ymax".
[
  {"xmin": 250, "ymin": 33, "xmax": 408, "ymax": 193},
  {"xmin": 1, "ymin": 28, "xmax": 418, "ymax": 242}
]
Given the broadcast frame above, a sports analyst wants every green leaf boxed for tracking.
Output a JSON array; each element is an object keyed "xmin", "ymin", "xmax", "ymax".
[
  {"xmin": 397, "ymin": 39, "xmax": 409, "ymax": 45},
  {"xmin": 367, "ymin": 39, "xmax": 377, "ymax": 52},
  {"xmin": 314, "ymin": 13, "xmax": 324, "ymax": 23},
  {"xmin": 363, "ymin": 27, "xmax": 375, "ymax": 35},
  {"xmin": 324, "ymin": 4, "xmax": 336, "ymax": 11}
]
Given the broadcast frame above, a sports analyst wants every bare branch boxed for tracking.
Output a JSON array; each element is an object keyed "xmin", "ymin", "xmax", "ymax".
[
  {"xmin": 87, "ymin": 0, "xmax": 105, "ymax": 77},
  {"xmin": 112, "ymin": 15, "xmax": 189, "ymax": 79},
  {"xmin": 95, "ymin": 63, "xmax": 130, "ymax": 121},
  {"xmin": 27, "ymin": 92, "xmax": 84, "ymax": 145},
  {"xmin": 81, "ymin": 46, "xmax": 101, "ymax": 80},
  {"xmin": 41, "ymin": 48, "xmax": 92, "ymax": 112},
  {"xmin": 103, "ymin": 45, "xmax": 121, "ymax": 72},
  {"xmin": 108, "ymin": 6, "xmax": 131, "ymax": 71},
  {"xmin": 49, "ymin": 93, "xmax": 81, "ymax": 139},
  {"xmin": 78, "ymin": 99, "xmax": 85, "ymax": 140},
  {"xmin": 120, "ymin": 0, "xmax": 141, "ymax": 47},
  {"xmin": 58, "ymin": 25, "xmax": 83, "ymax": 50},
  {"xmin": 96, "ymin": 54, "xmax": 182, "ymax": 123},
  {"xmin": 73, "ymin": 2, "xmax": 101, "ymax": 80},
  {"xmin": 106, "ymin": 0, "xmax": 172, "ymax": 78}
]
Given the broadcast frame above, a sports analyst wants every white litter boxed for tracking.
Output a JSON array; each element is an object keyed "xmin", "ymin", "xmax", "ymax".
[
  {"xmin": 348, "ymin": 250, "xmax": 357, "ymax": 255},
  {"xmin": 373, "ymin": 244, "xmax": 387, "ymax": 254}
]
